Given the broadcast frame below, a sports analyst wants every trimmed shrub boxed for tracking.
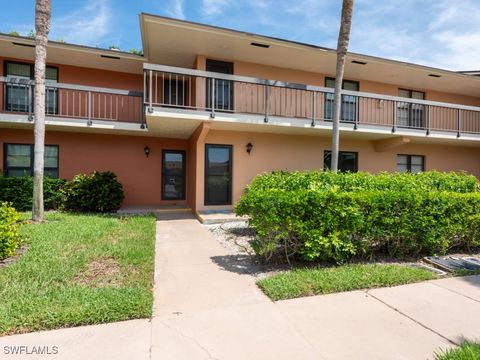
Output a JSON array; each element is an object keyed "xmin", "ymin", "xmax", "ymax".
[
  {"xmin": 245, "ymin": 170, "xmax": 479, "ymax": 194},
  {"xmin": 0, "ymin": 177, "xmax": 66, "ymax": 211},
  {"xmin": 0, "ymin": 202, "xmax": 21, "ymax": 260},
  {"xmin": 63, "ymin": 171, "xmax": 125, "ymax": 213},
  {"xmin": 236, "ymin": 171, "xmax": 480, "ymax": 263}
]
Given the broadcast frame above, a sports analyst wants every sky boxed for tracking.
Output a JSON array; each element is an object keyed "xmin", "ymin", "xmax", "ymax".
[{"xmin": 1, "ymin": 0, "xmax": 479, "ymax": 71}]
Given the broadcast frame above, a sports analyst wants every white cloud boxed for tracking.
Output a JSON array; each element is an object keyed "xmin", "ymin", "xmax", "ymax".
[
  {"xmin": 197, "ymin": 0, "xmax": 480, "ymax": 71},
  {"xmin": 432, "ymin": 32, "xmax": 480, "ymax": 70},
  {"xmin": 202, "ymin": 0, "xmax": 231, "ymax": 17},
  {"xmin": 347, "ymin": 0, "xmax": 480, "ymax": 70},
  {"xmin": 166, "ymin": 0, "xmax": 185, "ymax": 20},
  {"xmin": 50, "ymin": 0, "xmax": 111, "ymax": 46}
]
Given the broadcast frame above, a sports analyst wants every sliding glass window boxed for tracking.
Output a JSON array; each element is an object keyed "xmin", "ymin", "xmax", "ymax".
[
  {"xmin": 5, "ymin": 62, "xmax": 32, "ymax": 112},
  {"xmin": 4, "ymin": 143, "xmax": 59, "ymax": 178},
  {"xmin": 4, "ymin": 61, "xmax": 58, "ymax": 114},
  {"xmin": 397, "ymin": 89, "xmax": 425, "ymax": 129},
  {"xmin": 324, "ymin": 78, "xmax": 359, "ymax": 123}
]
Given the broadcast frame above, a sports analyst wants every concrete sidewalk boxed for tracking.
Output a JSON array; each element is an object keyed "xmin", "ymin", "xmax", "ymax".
[{"xmin": 1, "ymin": 214, "xmax": 479, "ymax": 359}]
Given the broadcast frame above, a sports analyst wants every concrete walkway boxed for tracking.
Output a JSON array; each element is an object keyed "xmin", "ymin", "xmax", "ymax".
[{"xmin": 1, "ymin": 214, "xmax": 479, "ymax": 359}]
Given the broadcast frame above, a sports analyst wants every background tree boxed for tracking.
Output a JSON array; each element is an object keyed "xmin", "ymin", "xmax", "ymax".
[
  {"xmin": 32, "ymin": 0, "xmax": 51, "ymax": 222},
  {"xmin": 331, "ymin": 0, "xmax": 354, "ymax": 172}
]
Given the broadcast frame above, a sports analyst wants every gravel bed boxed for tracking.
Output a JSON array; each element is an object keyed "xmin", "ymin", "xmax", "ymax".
[
  {"xmin": 206, "ymin": 221, "xmax": 480, "ymax": 279},
  {"xmin": 205, "ymin": 221, "xmax": 291, "ymax": 278},
  {"xmin": 206, "ymin": 220, "xmax": 255, "ymax": 255}
]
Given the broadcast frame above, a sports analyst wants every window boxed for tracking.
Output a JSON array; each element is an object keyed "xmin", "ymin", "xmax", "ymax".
[
  {"xmin": 206, "ymin": 60, "xmax": 234, "ymax": 111},
  {"xmin": 397, "ymin": 89, "xmax": 425, "ymax": 129},
  {"xmin": 324, "ymin": 78, "xmax": 359, "ymax": 122},
  {"xmin": 205, "ymin": 144, "xmax": 232, "ymax": 205},
  {"xmin": 45, "ymin": 67, "xmax": 58, "ymax": 115},
  {"xmin": 5, "ymin": 62, "xmax": 31, "ymax": 112},
  {"xmin": 324, "ymin": 151, "xmax": 358, "ymax": 172},
  {"xmin": 44, "ymin": 146, "xmax": 59, "ymax": 178},
  {"xmin": 4, "ymin": 61, "xmax": 58, "ymax": 114},
  {"xmin": 397, "ymin": 154, "xmax": 424, "ymax": 173},
  {"xmin": 4, "ymin": 144, "xmax": 59, "ymax": 178}
]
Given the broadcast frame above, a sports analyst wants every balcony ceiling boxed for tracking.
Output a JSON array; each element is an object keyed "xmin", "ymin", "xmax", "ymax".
[
  {"xmin": 140, "ymin": 14, "xmax": 480, "ymax": 99},
  {"xmin": 0, "ymin": 34, "xmax": 144, "ymax": 74}
]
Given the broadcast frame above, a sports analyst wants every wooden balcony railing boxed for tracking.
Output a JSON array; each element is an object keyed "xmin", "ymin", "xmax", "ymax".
[{"xmin": 144, "ymin": 63, "xmax": 480, "ymax": 136}]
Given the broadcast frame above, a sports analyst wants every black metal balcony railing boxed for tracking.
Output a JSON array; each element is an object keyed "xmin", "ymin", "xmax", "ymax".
[
  {"xmin": 0, "ymin": 76, "xmax": 144, "ymax": 125},
  {"xmin": 144, "ymin": 63, "xmax": 480, "ymax": 136}
]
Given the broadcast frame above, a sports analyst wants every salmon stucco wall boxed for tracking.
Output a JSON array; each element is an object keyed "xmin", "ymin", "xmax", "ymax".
[
  {"xmin": 0, "ymin": 129, "xmax": 190, "ymax": 207},
  {"xmin": 0, "ymin": 57, "xmax": 143, "ymax": 91},
  {"xmin": 234, "ymin": 60, "xmax": 480, "ymax": 106},
  {"xmin": 2, "ymin": 128, "xmax": 480, "ymax": 210},
  {"xmin": 194, "ymin": 55, "xmax": 480, "ymax": 107},
  {"xmin": 0, "ymin": 57, "xmax": 145, "ymax": 123},
  {"xmin": 195, "ymin": 129, "xmax": 480, "ymax": 211}
]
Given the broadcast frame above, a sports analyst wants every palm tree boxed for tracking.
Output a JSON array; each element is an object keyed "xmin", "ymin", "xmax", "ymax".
[
  {"xmin": 331, "ymin": 0, "xmax": 354, "ymax": 172},
  {"xmin": 32, "ymin": 0, "xmax": 51, "ymax": 222}
]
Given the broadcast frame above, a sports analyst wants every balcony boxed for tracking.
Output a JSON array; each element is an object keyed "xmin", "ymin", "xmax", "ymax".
[
  {"xmin": 0, "ymin": 76, "xmax": 145, "ymax": 128},
  {"xmin": 143, "ymin": 63, "xmax": 480, "ymax": 139}
]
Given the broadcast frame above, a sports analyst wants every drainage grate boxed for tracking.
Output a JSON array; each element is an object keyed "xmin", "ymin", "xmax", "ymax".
[
  {"xmin": 424, "ymin": 256, "xmax": 480, "ymax": 272},
  {"xmin": 409, "ymin": 263, "xmax": 447, "ymax": 276}
]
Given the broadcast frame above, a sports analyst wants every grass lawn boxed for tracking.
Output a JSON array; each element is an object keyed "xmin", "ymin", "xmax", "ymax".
[
  {"xmin": 257, "ymin": 263, "xmax": 438, "ymax": 301},
  {"xmin": 435, "ymin": 342, "xmax": 480, "ymax": 360},
  {"xmin": 0, "ymin": 212, "xmax": 156, "ymax": 336}
]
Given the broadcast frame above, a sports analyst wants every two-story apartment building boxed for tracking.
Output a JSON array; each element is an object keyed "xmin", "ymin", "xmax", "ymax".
[{"xmin": 1, "ymin": 14, "xmax": 480, "ymax": 213}]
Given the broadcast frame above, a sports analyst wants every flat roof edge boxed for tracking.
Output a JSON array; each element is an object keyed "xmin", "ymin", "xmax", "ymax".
[
  {"xmin": 139, "ymin": 13, "xmax": 480, "ymax": 82},
  {"xmin": 0, "ymin": 32, "xmax": 145, "ymax": 61}
]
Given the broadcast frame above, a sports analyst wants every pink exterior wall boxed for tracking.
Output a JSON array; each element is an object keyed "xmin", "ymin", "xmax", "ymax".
[
  {"xmin": 1, "ymin": 127, "xmax": 480, "ymax": 211},
  {"xmin": 0, "ymin": 57, "xmax": 142, "ymax": 90},
  {"xmin": 194, "ymin": 55, "xmax": 480, "ymax": 107},
  {"xmin": 0, "ymin": 128, "xmax": 191, "ymax": 207},
  {"xmin": 190, "ymin": 55, "xmax": 480, "ymax": 133},
  {"xmin": 0, "ymin": 57, "xmax": 144, "ymax": 123},
  {"xmin": 1, "ymin": 54, "xmax": 480, "ymax": 212},
  {"xmin": 234, "ymin": 60, "xmax": 480, "ymax": 106}
]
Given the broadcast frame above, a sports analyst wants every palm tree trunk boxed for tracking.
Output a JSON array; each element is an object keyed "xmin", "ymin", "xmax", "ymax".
[
  {"xmin": 32, "ymin": 0, "xmax": 51, "ymax": 222},
  {"xmin": 331, "ymin": 0, "xmax": 354, "ymax": 172}
]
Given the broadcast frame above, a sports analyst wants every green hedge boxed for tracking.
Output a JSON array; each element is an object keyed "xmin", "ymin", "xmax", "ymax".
[
  {"xmin": 63, "ymin": 171, "xmax": 125, "ymax": 213},
  {"xmin": 236, "ymin": 171, "xmax": 480, "ymax": 263},
  {"xmin": 0, "ymin": 177, "xmax": 66, "ymax": 211},
  {"xmin": 0, "ymin": 202, "xmax": 21, "ymax": 260},
  {"xmin": 245, "ymin": 170, "xmax": 479, "ymax": 193},
  {"xmin": 0, "ymin": 171, "xmax": 125, "ymax": 213}
]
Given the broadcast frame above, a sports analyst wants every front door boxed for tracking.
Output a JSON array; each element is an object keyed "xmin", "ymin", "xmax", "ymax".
[
  {"xmin": 205, "ymin": 144, "xmax": 232, "ymax": 205},
  {"xmin": 162, "ymin": 150, "xmax": 186, "ymax": 200}
]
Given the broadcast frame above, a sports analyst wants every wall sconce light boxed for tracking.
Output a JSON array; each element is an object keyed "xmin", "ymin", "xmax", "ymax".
[
  {"xmin": 246, "ymin": 142, "xmax": 253, "ymax": 155},
  {"xmin": 144, "ymin": 146, "xmax": 151, "ymax": 157}
]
